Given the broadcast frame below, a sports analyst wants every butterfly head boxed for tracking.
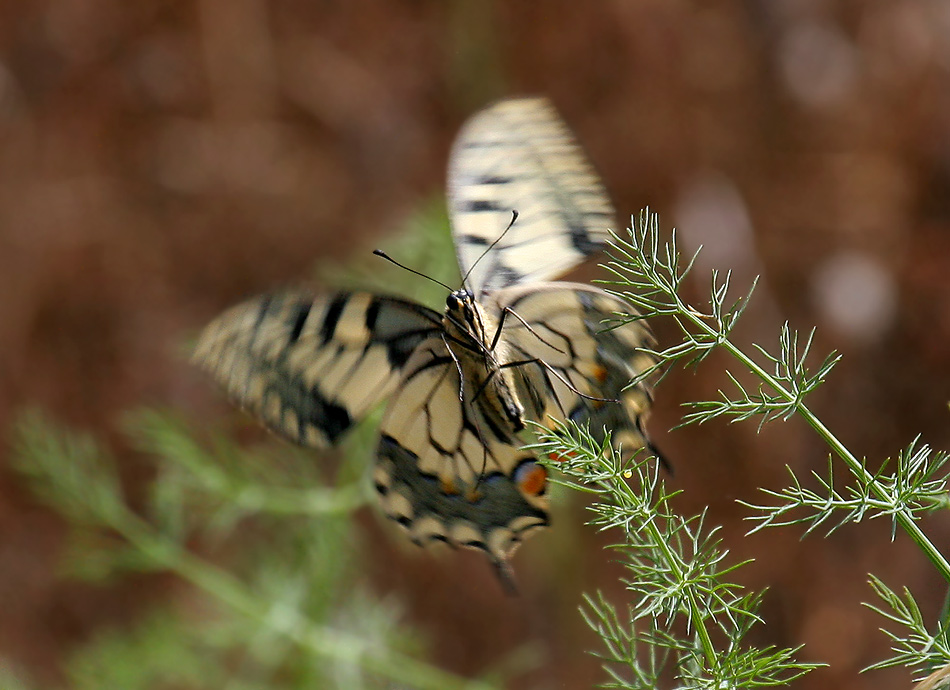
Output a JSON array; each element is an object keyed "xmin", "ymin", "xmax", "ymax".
[
  {"xmin": 445, "ymin": 288, "xmax": 474, "ymax": 312},
  {"xmin": 444, "ymin": 289, "xmax": 482, "ymax": 338}
]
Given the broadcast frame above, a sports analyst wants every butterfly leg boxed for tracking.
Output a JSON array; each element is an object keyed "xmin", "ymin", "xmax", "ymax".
[
  {"xmin": 498, "ymin": 358, "xmax": 619, "ymax": 404},
  {"xmin": 441, "ymin": 333, "xmax": 467, "ymax": 403},
  {"xmin": 489, "ymin": 306, "xmax": 567, "ymax": 356}
]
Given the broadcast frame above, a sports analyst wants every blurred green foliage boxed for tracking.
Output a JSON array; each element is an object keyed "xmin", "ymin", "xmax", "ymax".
[{"xmin": 8, "ymin": 205, "xmax": 501, "ymax": 690}]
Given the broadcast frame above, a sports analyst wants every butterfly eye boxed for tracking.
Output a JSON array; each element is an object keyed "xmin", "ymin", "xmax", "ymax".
[{"xmin": 446, "ymin": 294, "xmax": 460, "ymax": 309}]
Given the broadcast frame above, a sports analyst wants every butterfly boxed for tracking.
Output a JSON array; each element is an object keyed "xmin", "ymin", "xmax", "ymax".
[{"xmin": 193, "ymin": 97, "xmax": 662, "ymax": 585}]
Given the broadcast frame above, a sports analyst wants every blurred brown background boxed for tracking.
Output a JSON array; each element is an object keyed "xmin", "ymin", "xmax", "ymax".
[{"xmin": 2, "ymin": 1, "xmax": 950, "ymax": 688}]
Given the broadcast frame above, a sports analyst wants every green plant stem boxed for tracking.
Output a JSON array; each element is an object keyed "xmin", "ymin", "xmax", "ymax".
[
  {"xmin": 671, "ymin": 300, "xmax": 950, "ymax": 584},
  {"xmin": 627, "ymin": 479, "xmax": 718, "ymax": 671},
  {"xmin": 112, "ymin": 509, "xmax": 493, "ymax": 690},
  {"xmin": 796, "ymin": 409, "xmax": 950, "ymax": 583}
]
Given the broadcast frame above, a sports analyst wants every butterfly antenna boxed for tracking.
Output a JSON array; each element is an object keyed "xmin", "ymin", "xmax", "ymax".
[
  {"xmin": 460, "ymin": 209, "xmax": 519, "ymax": 289},
  {"xmin": 373, "ymin": 249, "xmax": 454, "ymax": 292}
]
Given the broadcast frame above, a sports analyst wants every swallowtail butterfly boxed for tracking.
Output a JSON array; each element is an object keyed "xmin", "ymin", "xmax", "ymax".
[{"xmin": 194, "ymin": 97, "xmax": 662, "ymax": 584}]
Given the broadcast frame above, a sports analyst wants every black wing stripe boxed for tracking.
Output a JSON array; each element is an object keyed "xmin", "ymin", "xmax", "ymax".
[
  {"xmin": 288, "ymin": 302, "xmax": 312, "ymax": 344},
  {"xmin": 319, "ymin": 294, "xmax": 348, "ymax": 345}
]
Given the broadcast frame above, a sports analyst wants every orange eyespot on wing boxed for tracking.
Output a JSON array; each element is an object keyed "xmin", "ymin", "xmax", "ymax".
[{"xmin": 514, "ymin": 461, "xmax": 548, "ymax": 497}]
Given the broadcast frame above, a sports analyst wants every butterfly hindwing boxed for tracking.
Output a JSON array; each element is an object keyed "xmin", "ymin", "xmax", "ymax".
[
  {"xmin": 448, "ymin": 97, "xmax": 617, "ymax": 296},
  {"xmin": 193, "ymin": 292, "xmax": 442, "ymax": 447},
  {"xmin": 489, "ymin": 283, "xmax": 660, "ymax": 459},
  {"xmin": 374, "ymin": 338, "xmax": 549, "ymax": 565}
]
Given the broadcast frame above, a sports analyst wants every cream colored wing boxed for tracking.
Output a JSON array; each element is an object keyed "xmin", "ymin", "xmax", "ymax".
[
  {"xmin": 373, "ymin": 338, "xmax": 549, "ymax": 568},
  {"xmin": 448, "ymin": 97, "xmax": 617, "ymax": 296},
  {"xmin": 193, "ymin": 292, "xmax": 442, "ymax": 447},
  {"xmin": 490, "ymin": 283, "xmax": 662, "ymax": 461}
]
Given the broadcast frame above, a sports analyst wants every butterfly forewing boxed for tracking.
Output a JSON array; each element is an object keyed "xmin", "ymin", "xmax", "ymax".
[
  {"xmin": 448, "ymin": 98, "xmax": 617, "ymax": 296},
  {"xmin": 193, "ymin": 292, "xmax": 442, "ymax": 447}
]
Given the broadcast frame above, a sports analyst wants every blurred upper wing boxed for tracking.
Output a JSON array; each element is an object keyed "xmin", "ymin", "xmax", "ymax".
[
  {"xmin": 193, "ymin": 291, "xmax": 442, "ymax": 447},
  {"xmin": 447, "ymin": 97, "xmax": 617, "ymax": 296}
]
